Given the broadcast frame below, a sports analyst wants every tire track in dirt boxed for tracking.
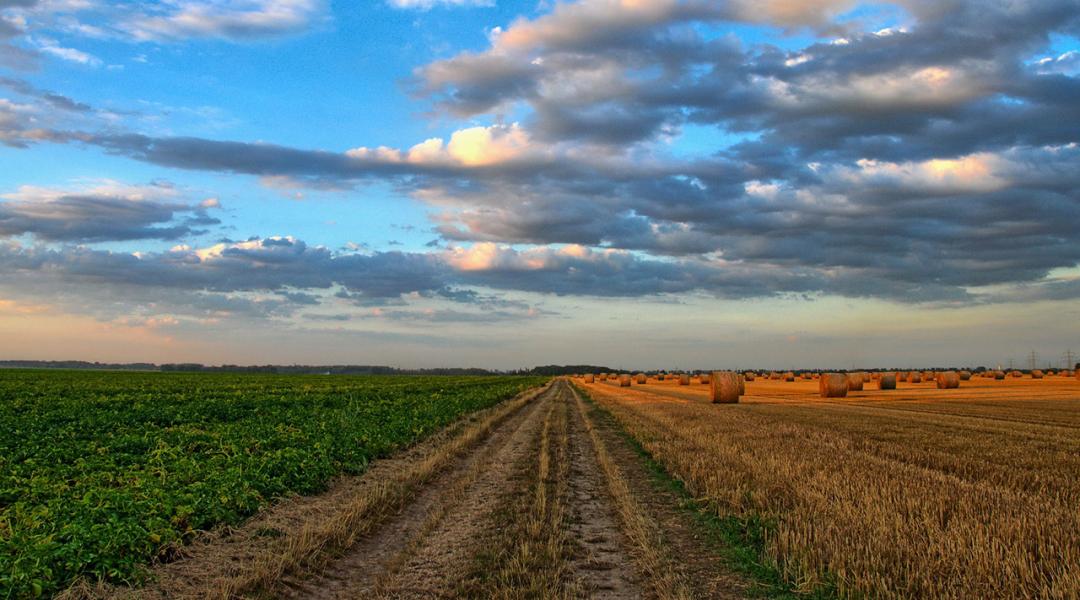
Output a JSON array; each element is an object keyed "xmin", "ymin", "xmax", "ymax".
[
  {"xmin": 283, "ymin": 379, "xmax": 749, "ymax": 599},
  {"xmin": 277, "ymin": 380, "xmax": 556, "ymax": 599},
  {"xmin": 572, "ymin": 383, "xmax": 750, "ymax": 600},
  {"xmin": 564, "ymin": 383, "xmax": 644, "ymax": 598}
]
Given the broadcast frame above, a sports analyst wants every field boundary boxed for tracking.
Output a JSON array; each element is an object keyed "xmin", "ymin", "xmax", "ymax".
[
  {"xmin": 568, "ymin": 382, "xmax": 694, "ymax": 599},
  {"xmin": 571, "ymin": 383, "xmax": 839, "ymax": 600},
  {"xmin": 59, "ymin": 379, "xmax": 553, "ymax": 600},
  {"xmin": 217, "ymin": 379, "xmax": 554, "ymax": 598}
]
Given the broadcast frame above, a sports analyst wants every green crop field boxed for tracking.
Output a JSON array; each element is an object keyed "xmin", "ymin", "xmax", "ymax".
[{"xmin": 0, "ymin": 369, "xmax": 547, "ymax": 598}]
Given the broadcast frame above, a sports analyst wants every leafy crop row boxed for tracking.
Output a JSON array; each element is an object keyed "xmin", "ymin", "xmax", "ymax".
[{"xmin": 0, "ymin": 370, "xmax": 546, "ymax": 598}]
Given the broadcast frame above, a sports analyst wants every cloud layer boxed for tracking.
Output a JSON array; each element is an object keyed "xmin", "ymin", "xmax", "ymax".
[{"xmin": 2, "ymin": 0, "xmax": 1080, "ymax": 332}]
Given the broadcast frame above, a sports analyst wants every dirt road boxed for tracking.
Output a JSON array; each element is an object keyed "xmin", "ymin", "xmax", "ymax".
[{"xmin": 265, "ymin": 378, "xmax": 746, "ymax": 599}]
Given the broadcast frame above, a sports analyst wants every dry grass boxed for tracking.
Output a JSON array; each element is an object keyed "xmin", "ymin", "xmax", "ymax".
[
  {"xmin": 579, "ymin": 377, "xmax": 1080, "ymax": 599},
  {"xmin": 208, "ymin": 383, "xmax": 551, "ymax": 599},
  {"xmin": 569, "ymin": 384, "xmax": 692, "ymax": 600},
  {"xmin": 462, "ymin": 390, "xmax": 577, "ymax": 599}
]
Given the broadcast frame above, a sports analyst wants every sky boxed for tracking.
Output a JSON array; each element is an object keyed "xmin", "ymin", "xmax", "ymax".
[{"xmin": 0, "ymin": 0, "xmax": 1079, "ymax": 370}]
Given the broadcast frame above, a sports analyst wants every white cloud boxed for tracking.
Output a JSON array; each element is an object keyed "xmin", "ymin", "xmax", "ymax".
[
  {"xmin": 835, "ymin": 154, "xmax": 1009, "ymax": 193},
  {"xmin": 1, "ymin": 179, "xmax": 180, "ymax": 202},
  {"xmin": 347, "ymin": 123, "xmax": 541, "ymax": 168},
  {"xmin": 122, "ymin": 0, "xmax": 325, "ymax": 41},
  {"xmin": 444, "ymin": 242, "xmax": 622, "ymax": 273},
  {"xmin": 34, "ymin": 37, "xmax": 100, "ymax": 65},
  {"xmin": 1033, "ymin": 50, "xmax": 1080, "ymax": 75}
]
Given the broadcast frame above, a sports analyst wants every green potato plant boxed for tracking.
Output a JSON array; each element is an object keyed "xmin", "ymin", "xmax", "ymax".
[{"xmin": 0, "ymin": 370, "xmax": 546, "ymax": 598}]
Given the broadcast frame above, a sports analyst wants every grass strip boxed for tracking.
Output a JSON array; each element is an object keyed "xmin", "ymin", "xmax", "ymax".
[{"xmin": 572, "ymin": 384, "xmax": 839, "ymax": 600}]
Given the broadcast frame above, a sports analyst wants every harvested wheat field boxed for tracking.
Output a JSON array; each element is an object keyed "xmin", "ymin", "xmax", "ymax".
[{"xmin": 578, "ymin": 374, "xmax": 1080, "ymax": 599}]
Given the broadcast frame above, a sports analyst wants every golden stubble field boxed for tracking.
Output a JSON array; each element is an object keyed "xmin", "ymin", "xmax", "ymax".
[{"xmin": 579, "ymin": 374, "xmax": 1080, "ymax": 600}]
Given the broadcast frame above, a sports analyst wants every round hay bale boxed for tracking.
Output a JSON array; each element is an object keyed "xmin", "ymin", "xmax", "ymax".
[
  {"xmin": 819, "ymin": 373, "xmax": 848, "ymax": 398},
  {"xmin": 584, "ymin": 374, "xmax": 595, "ymax": 383},
  {"xmin": 636, "ymin": 373, "xmax": 647, "ymax": 384},
  {"xmin": 679, "ymin": 373, "xmax": 690, "ymax": 386},
  {"xmin": 744, "ymin": 372, "xmax": 756, "ymax": 381},
  {"xmin": 907, "ymin": 371, "xmax": 922, "ymax": 383},
  {"xmin": 879, "ymin": 373, "xmax": 897, "ymax": 390},
  {"xmin": 1011, "ymin": 370, "xmax": 1022, "ymax": 378},
  {"xmin": 699, "ymin": 374, "xmax": 710, "ymax": 384},
  {"xmin": 847, "ymin": 372, "xmax": 865, "ymax": 391},
  {"xmin": 994, "ymin": 370, "xmax": 1005, "ymax": 380},
  {"xmin": 959, "ymin": 371, "xmax": 972, "ymax": 381},
  {"xmin": 871, "ymin": 372, "xmax": 881, "ymax": 380},
  {"xmin": 619, "ymin": 374, "xmax": 631, "ymax": 387},
  {"xmin": 1031, "ymin": 370, "xmax": 1044, "ymax": 379},
  {"xmin": 936, "ymin": 371, "xmax": 960, "ymax": 389},
  {"xmin": 598, "ymin": 373, "xmax": 608, "ymax": 381},
  {"xmin": 783, "ymin": 372, "xmax": 795, "ymax": 382},
  {"xmin": 710, "ymin": 371, "xmax": 741, "ymax": 403},
  {"xmin": 922, "ymin": 371, "xmax": 935, "ymax": 381},
  {"xmin": 656, "ymin": 374, "xmax": 665, "ymax": 381}
]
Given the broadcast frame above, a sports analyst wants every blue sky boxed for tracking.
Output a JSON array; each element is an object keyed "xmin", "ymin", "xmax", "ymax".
[{"xmin": 1, "ymin": 0, "xmax": 1079, "ymax": 369}]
